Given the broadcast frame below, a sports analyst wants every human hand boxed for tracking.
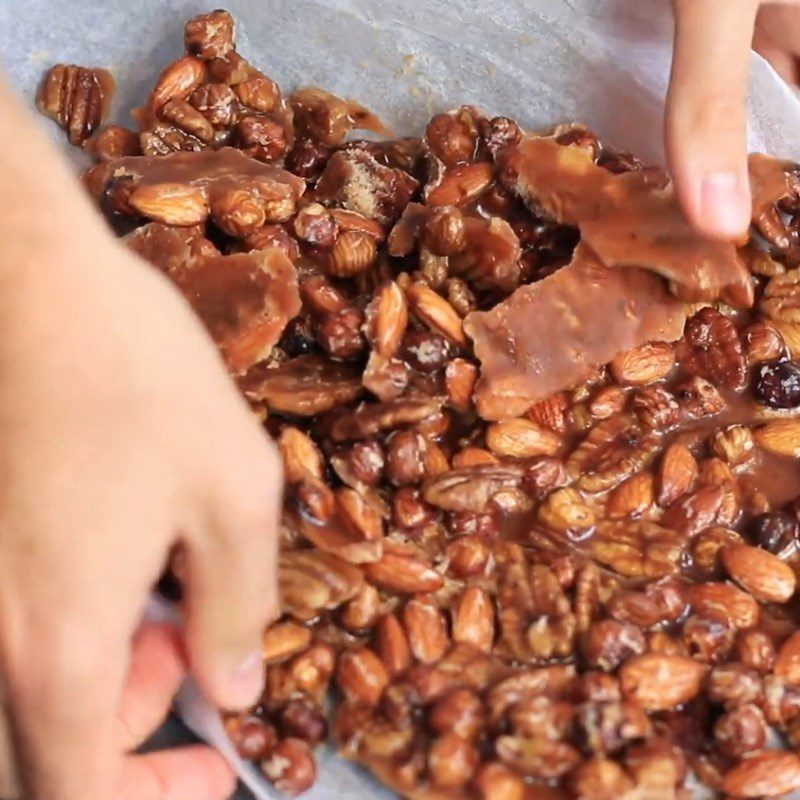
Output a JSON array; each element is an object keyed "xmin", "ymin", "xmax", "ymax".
[
  {"xmin": 666, "ymin": 1, "xmax": 800, "ymax": 241},
  {"xmin": 0, "ymin": 177, "xmax": 281, "ymax": 798}
]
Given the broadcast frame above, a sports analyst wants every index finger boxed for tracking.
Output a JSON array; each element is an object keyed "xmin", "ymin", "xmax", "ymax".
[{"xmin": 666, "ymin": 0, "xmax": 759, "ymax": 240}]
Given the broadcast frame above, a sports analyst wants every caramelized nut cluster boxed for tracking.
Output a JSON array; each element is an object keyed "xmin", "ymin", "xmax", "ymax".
[{"xmin": 39, "ymin": 9, "xmax": 800, "ymax": 800}]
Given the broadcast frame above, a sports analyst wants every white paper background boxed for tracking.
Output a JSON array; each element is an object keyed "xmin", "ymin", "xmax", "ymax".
[{"xmin": 3, "ymin": 1, "xmax": 800, "ymax": 797}]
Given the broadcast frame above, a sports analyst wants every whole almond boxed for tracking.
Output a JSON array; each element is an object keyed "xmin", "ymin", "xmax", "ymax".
[
  {"xmin": 689, "ymin": 582, "xmax": 760, "ymax": 630},
  {"xmin": 364, "ymin": 281, "xmax": 408, "ymax": 358},
  {"xmin": 606, "ymin": 473, "xmax": 654, "ymax": 519},
  {"xmin": 364, "ymin": 550, "xmax": 444, "ymax": 594},
  {"xmin": 150, "ymin": 55, "xmax": 207, "ymax": 111},
  {"xmin": 721, "ymin": 544, "xmax": 796, "ymax": 604},
  {"xmin": 721, "ymin": 751, "xmax": 800, "ymax": 798},
  {"xmin": 657, "ymin": 442, "xmax": 698, "ymax": 507},
  {"xmin": 278, "ymin": 427, "xmax": 324, "ymax": 483},
  {"xmin": 263, "ymin": 622, "xmax": 312, "ymax": 664},
  {"xmin": 403, "ymin": 598, "xmax": 449, "ymax": 664},
  {"xmin": 129, "ymin": 182, "xmax": 209, "ymax": 226},
  {"xmin": 452, "ymin": 447, "xmax": 498, "ymax": 468},
  {"xmin": 445, "ymin": 359, "xmax": 478, "ymax": 412},
  {"xmin": 754, "ymin": 419, "xmax": 800, "ymax": 457},
  {"xmin": 426, "ymin": 162, "xmax": 494, "ymax": 206},
  {"xmin": 775, "ymin": 630, "xmax": 800, "ymax": 685},
  {"xmin": 336, "ymin": 648, "xmax": 388, "ymax": 706},
  {"xmin": 452, "ymin": 586, "xmax": 495, "ymax": 653},
  {"xmin": 486, "ymin": 419, "xmax": 562, "ymax": 458},
  {"xmin": 619, "ymin": 654, "xmax": 707, "ymax": 710},
  {"xmin": 406, "ymin": 282, "xmax": 467, "ymax": 346},
  {"xmin": 375, "ymin": 614, "xmax": 412, "ymax": 677},
  {"xmin": 527, "ymin": 392, "xmax": 570, "ymax": 433},
  {"xmin": 610, "ymin": 341, "xmax": 675, "ymax": 385}
]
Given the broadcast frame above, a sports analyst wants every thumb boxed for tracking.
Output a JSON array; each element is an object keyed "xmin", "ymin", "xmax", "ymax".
[
  {"xmin": 666, "ymin": 0, "xmax": 759, "ymax": 240},
  {"xmin": 1, "ymin": 606, "xmax": 130, "ymax": 800}
]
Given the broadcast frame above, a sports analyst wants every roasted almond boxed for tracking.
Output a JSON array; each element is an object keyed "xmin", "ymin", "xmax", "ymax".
[
  {"xmin": 364, "ymin": 548, "xmax": 444, "ymax": 594},
  {"xmin": 129, "ymin": 182, "xmax": 209, "ymax": 226},
  {"xmin": 774, "ymin": 629, "xmax": 800, "ymax": 685},
  {"xmin": 610, "ymin": 341, "xmax": 675, "ymax": 385},
  {"xmin": 406, "ymin": 282, "xmax": 467, "ymax": 346},
  {"xmin": 426, "ymin": 162, "xmax": 494, "ymax": 206},
  {"xmin": 689, "ymin": 582, "xmax": 760, "ymax": 630},
  {"xmin": 721, "ymin": 544, "xmax": 796, "ymax": 604},
  {"xmin": 754, "ymin": 419, "xmax": 800, "ymax": 457},
  {"xmin": 606, "ymin": 473, "xmax": 654, "ymax": 519},
  {"xmin": 619, "ymin": 654, "xmax": 707, "ymax": 711},
  {"xmin": 336, "ymin": 647, "xmax": 389, "ymax": 706},
  {"xmin": 364, "ymin": 281, "xmax": 408, "ymax": 358},
  {"xmin": 452, "ymin": 587, "xmax": 495, "ymax": 653},
  {"xmin": 721, "ymin": 751, "xmax": 800, "ymax": 798},
  {"xmin": 150, "ymin": 55, "xmax": 207, "ymax": 111},
  {"xmin": 375, "ymin": 613, "xmax": 413, "ymax": 677},
  {"xmin": 403, "ymin": 598, "xmax": 449, "ymax": 664},
  {"xmin": 657, "ymin": 442, "xmax": 698, "ymax": 507},
  {"xmin": 263, "ymin": 622, "xmax": 312, "ymax": 663},
  {"xmin": 486, "ymin": 419, "xmax": 562, "ymax": 458}
]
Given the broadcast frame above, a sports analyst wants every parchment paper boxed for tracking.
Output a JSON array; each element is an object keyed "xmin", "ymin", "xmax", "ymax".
[{"xmin": 3, "ymin": 0, "xmax": 800, "ymax": 798}]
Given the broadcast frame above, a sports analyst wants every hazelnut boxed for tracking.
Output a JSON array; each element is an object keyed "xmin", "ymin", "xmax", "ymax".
[
  {"xmin": 224, "ymin": 714, "xmax": 277, "ymax": 760},
  {"xmin": 278, "ymin": 698, "xmax": 328, "ymax": 745},
  {"xmin": 261, "ymin": 738, "xmax": 317, "ymax": 797}
]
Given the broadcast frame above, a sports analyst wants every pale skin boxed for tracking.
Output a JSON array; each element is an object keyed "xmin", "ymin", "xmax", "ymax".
[{"xmin": 0, "ymin": 2, "xmax": 797, "ymax": 799}]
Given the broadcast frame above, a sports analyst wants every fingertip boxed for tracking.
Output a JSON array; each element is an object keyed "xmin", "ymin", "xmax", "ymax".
[
  {"xmin": 682, "ymin": 170, "xmax": 752, "ymax": 241},
  {"xmin": 190, "ymin": 645, "xmax": 265, "ymax": 712}
]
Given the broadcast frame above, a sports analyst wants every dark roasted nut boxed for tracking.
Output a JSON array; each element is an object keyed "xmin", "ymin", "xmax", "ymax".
[
  {"xmin": 429, "ymin": 688, "xmax": 485, "ymax": 740},
  {"xmin": 714, "ymin": 703, "xmax": 768, "ymax": 759},
  {"xmin": 293, "ymin": 203, "xmax": 338, "ymax": 247},
  {"xmin": 236, "ymin": 75, "xmax": 282, "ymax": 113},
  {"xmin": 582, "ymin": 619, "xmax": 646, "ymax": 671},
  {"xmin": 754, "ymin": 360, "xmax": 800, "ymax": 408},
  {"xmin": 428, "ymin": 733, "xmax": 480, "ymax": 788},
  {"xmin": 393, "ymin": 487, "xmax": 437, "ymax": 530},
  {"xmin": 140, "ymin": 121, "xmax": 205, "ymax": 156},
  {"xmin": 207, "ymin": 51, "xmax": 251, "ymax": 85},
  {"xmin": 88, "ymin": 125, "xmax": 140, "ymax": 161},
  {"xmin": 285, "ymin": 138, "xmax": 332, "ymax": 179},
  {"xmin": 161, "ymin": 98, "xmax": 215, "ymax": 142},
  {"xmin": 38, "ymin": 64, "xmax": 114, "ymax": 145},
  {"xmin": 291, "ymin": 87, "xmax": 353, "ymax": 146},
  {"xmin": 675, "ymin": 375, "xmax": 726, "ymax": 417},
  {"xmin": 279, "ymin": 697, "xmax": 329, "ymax": 745},
  {"xmin": 425, "ymin": 109, "xmax": 478, "ymax": 167},
  {"xmin": 326, "ymin": 230, "xmax": 378, "ymax": 277},
  {"xmin": 480, "ymin": 116, "xmax": 522, "ymax": 158},
  {"xmin": 225, "ymin": 714, "xmax": 278, "ymax": 760},
  {"xmin": 424, "ymin": 206, "xmax": 467, "ymax": 256},
  {"xmin": 401, "ymin": 330, "xmax": 451, "ymax": 373},
  {"xmin": 751, "ymin": 511, "xmax": 800, "ymax": 559},
  {"xmin": 677, "ymin": 307, "xmax": 747, "ymax": 390},
  {"xmin": 184, "ymin": 10, "xmax": 235, "ymax": 59},
  {"xmin": 236, "ymin": 116, "xmax": 288, "ymax": 162},
  {"xmin": 189, "ymin": 83, "xmax": 239, "ymax": 127},
  {"xmin": 316, "ymin": 307, "xmax": 367, "ymax": 360},
  {"xmin": 262, "ymin": 738, "xmax": 317, "ymax": 797}
]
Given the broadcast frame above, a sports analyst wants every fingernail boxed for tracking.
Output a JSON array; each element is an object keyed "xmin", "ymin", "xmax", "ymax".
[
  {"xmin": 227, "ymin": 650, "xmax": 264, "ymax": 709},
  {"xmin": 699, "ymin": 171, "xmax": 751, "ymax": 240}
]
